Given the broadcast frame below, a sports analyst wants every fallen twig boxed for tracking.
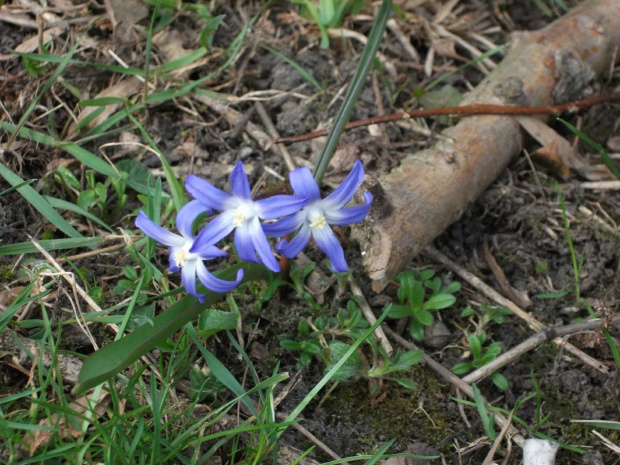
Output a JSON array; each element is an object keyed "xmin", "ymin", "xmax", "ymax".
[
  {"xmin": 425, "ymin": 245, "xmax": 609, "ymax": 373},
  {"xmin": 275, "ymin": 91, "xmax": 620, "ymax": 144}
]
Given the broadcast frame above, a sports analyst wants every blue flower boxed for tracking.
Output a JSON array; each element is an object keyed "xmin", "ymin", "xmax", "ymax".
[
  {"xmin": 263, "ymin": 160, "xmax": 373, "ymax": 272},
  {"xmin": 135, "ymin": 200, "xmax": 244, "ymax": 301},
  {"xmin": 185, "ymin": 161, "xmax": 308, "ymax": 272}
]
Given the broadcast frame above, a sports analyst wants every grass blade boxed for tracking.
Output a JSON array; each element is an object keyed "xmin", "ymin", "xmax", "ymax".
[
  {"xmin": 0, "ymin": 163, "xmax": 82, "ymax": 239},
  {"xmin": 260, "ymin": 44, "xmax": 324, "ymax": 92},
  {"xmin": 0, "ymin": 237, "xmax": 103, "ymax": 255},
  {"xmin": 556, "ymin": 117, "xmax": 620, "ymax": 180}
]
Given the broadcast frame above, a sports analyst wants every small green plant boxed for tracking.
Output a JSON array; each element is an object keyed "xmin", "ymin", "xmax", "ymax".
[
  {"xmin": 280, "ymin": 300, "xmax": 370, "ymax": 369},
  {"xmin": 386, "ymin": 269, "xmax": 461, "ymax": 341},
  {"xmin": 280, "ymin": 300, "xmax": 422, "ymax": 397},
  {"xmin": 291, "ymin": 0, "xmax": 366, "ymax": 48},
  {"xmin": 188, "ymin": 364, "xmax": 227, "ymax": 402},
  {"xmin": 452, "ymin": 333, "xmax": 508, "ymax": 390},
  {"xmin": 461, "ymin": 304, "xmax": 512, "ymax": 335}
]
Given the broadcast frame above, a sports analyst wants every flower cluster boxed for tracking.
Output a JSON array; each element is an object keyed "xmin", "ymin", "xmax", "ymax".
[{"xmin": 136, "ymin": 160, "xmax": 372, "ymax": 302}]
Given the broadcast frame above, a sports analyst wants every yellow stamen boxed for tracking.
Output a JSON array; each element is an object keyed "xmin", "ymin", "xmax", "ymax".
[
  {"xmin": 174, "ymin": 248, "xmax": 189, "ymax": 267},
  {"xmin": 233, "ymin": 211, "xmax": 245, "ymax": 227},
  {"xmin": 310, "ymin": 216, "xmax": 327, "ymax": 230}
]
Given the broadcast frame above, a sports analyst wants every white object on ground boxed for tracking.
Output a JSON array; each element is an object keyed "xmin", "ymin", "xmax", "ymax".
[{"xmin": 523, "ymin": 439, "xmax": 560, "ymax": 465}]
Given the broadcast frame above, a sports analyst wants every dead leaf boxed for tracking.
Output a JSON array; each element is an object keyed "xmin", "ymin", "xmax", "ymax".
[
  {"xmin": 176, "ymin": 141, "xmax": 210, "ymax": 160},
  {"xmin": 103, "ymin": 0, "xmax": 148, "ymax": 43},
  {"xmin": 518, "ymin": 116, "xmax": 614, "ymax": 181},
  {"xmin": 14, "ymin": 27, "xmax": 63, "ymax": 54},
  {"xmin": 22, "ymin": 391, "xmax": 111, "ymax": 456},
  {"xmin": 607, "ymin": 135, "xmax": 620, "ymax": 152},
  {"xmin": 0, "ymin": 286, "xmax": 25, "ymax": 307},
  {"xmin": 431, "ymin": 37, "xmax": 464, "ymax": 60},
  {"xmin": 530, "ymin": 140, "xmax": 570, "ymax": 179}
]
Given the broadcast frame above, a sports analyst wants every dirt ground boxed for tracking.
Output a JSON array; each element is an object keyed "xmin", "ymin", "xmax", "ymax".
[{"xmin": 1, "ymin": 0, "xmax": 620, "ymax": 464}]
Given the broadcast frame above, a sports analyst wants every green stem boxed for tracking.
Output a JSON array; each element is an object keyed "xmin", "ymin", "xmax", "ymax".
[{"xmin": 313, "ymin": 0, "xmax": 392, "ymax": 185}]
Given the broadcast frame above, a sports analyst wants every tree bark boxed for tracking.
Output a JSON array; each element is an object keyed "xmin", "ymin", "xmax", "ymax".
[{"xmin": 352, "ymin": 0, "xmax": 620, "ymax": 291}]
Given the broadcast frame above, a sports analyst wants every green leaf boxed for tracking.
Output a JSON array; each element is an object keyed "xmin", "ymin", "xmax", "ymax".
[
  {"xmin": 396, "ymin": 271, "xmax": 414, "ymax": 304},
  {"xmin": 54, "ymin": 166, "xmax": 81, "ymax": 190},
  {"xmin": 468, "ymin": 334, "xmax": 483, "ymax": 361},
  {"xmin": 197, "ymin": 309, "xmax": 239, "ymax": 338},
  {"xmin": 418, "ymin": 269, "xmax": 435, "ymax": 281},
  {"xmin": 77, "ymin": 190, "xmax": 96, "ymax": 211},
  {"xmin": 491, "ymin": 372, "xmax": 508, "ymax": 391},
  {"xmin": 422, "ymin": 293, "xmax": 456, "ymax": 310},
  {"xmin": 442, "ymin": 281, "xmax": 462, "ymax": 294},
  {"xmin": 280, "ymin": 339, "xmax": 304, "ymax": 351},
  {"xmin": 409, "ymin": 320, "xmax": 425, "ymax": 342},
  {"xmin": 415, "ymin": 309, "xmax": 434, "ymax": 326},
  {"xmin": 533, "ymin": 290, "xmax": 570, "ymax": 299},
  {"xmin": 409, "ymin": 281, "xmax": 425, "ymax": 310},
  {"xmin": 393, "ymin": 378, "xmax": 417, "ymax": 391},
  {"xmin": 393, "ymin": 350, "xmax": 423, "ymax": 369},
  {"xmin": 73, "ymin": 264, "xmax": 265, "ymax": 394},
  {"xmin": 461, "ymin": 307, "xmax": 475, "ymax": 317},
  {"xmin": 386, "ymin": 303, "xmax": 412, "ymax": 319},
  {"xmin": 116, "ymin": 159, "xmax": 154, "ymax": 190},
  {"xmin": 452, "ymin": 362, "xmax": 472, "ymax": 376},
  {"xmin": 198, "ymin": 16, "xmax": 225, "ymax": 50}
]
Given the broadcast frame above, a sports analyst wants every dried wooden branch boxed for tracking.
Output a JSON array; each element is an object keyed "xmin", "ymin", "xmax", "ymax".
[
  {"xmin": 275, "ymin": 91, "xmax": 620, "ymax": 144},
  {"xmin": 350, "ymin": 0, "xmax": 620, "ymax": 290}
]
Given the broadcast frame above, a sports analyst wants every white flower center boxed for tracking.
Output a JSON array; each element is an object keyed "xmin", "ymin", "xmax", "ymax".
[
  {"xmin": 232, "ymin": 201, "xmax": 257, "ymax": 227},
  {"xmin": 173, "ymin": 243, "xmax": 193, "ymax": 268},
  {"xmin": 233, "ymin": 211, "xmax": 245, "ymax": 227},
  {"xmin": 306, "ymin": 204, "xmax": 327, "ymax": 230},
  {"xmin": 309, "ymin": 215, "xmax": 327, "ymax": 230}
]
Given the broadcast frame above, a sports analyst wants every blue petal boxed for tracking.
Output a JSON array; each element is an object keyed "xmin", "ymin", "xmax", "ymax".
[
  {"xmin": 277, "ymin": 223, "xmax": 311, "ymax": 258},
  {"xmin": 262, "ymin": 213, "xmax": 303, "ymax": 237},
  {"xmin": 230, "ymin": 161, "xmax": 252, "ymax": 199},
  {"xmin": 176, "ymin": 200, "xmax": 209, "ymax": 239},
  {"xmin": 325, "ymin": 192, "xmax": 373, "ymax": 225},
  {"xmin": 181, "ymin": 260, "xmax": 205, "ymax": 303},
  {"xmin": 196, "ymin": 260, "xmax": 244, "ymax": 293},
  {"xmin": 136, "ymin": 211, "xmax": 185, "ymax": 248},
  {"xmin": 191, "ymin": 210, "xmax": 236, "ymax": 254},
  {"xmin": 234, "ymin": 223, "xmax": 258, "ymax": 263},
  {"xmin": 197, "ymin": 245, "xmax": 229, "ymax": 260},
  {"xmin": 256, "ymin": 195, "xmax": 308, "ymax": 220},
  {"xmin": 185, "ymin": 175, "xmax": 232, "ymax": 211},
  {"xmin": 321, "ymin": 160, "xmax": 364, "ymax": 210},
  {"xmin": 312, "ymin": 225, "xmax": 348, "ymax": 272},
  {"xmin": 289, "ymin": 167, "xmax": 321, "ymax": 202},
  {"xmin": 249, "ymin": 216, "xmax": 280, "ymax": 272}
]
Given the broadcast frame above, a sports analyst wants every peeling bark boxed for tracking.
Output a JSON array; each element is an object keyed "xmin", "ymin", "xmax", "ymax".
[{"xmin": 352, "ymin": 0, "xmax": 620, "ymax": 291}]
